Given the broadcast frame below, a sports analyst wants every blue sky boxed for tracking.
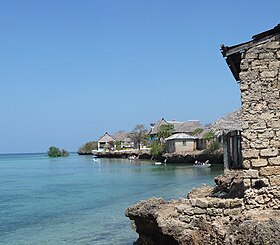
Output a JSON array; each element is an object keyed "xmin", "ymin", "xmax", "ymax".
[{"xmin": 1, "ymin": 0, "xmax": 280, "ymax": 153}]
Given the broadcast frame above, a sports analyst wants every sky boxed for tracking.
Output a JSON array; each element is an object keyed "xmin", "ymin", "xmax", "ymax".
[{"xmin": 1, "ymin": 0, "xmax": 280, "ymax": 153}]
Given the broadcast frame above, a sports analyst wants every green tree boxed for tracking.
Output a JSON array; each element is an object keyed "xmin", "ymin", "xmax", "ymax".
[
  {"xmin": 203, "ymin": 131, "xmax": 215, "ymax": 141},
  {"xmin": 77, "ymin": 141, "xmax": 98, "ymax": 154},
  {"xmin": 202, "ymin": 131, "xmax": 221, "ymax": 152},
  {"xmin": 150, "ymin": 141, "xmax": 166, "ymax": 157},
  {"xmin": 208, "ymin": 141, "xmax": 221, "ymax": 152},
  {"xmin": 129, "ymin": 124, "xmax": 148, "ymax": 150},
  {"xmin": 61, "ymin": 149, "xmax": 70, "ymax": 157},
  {"xmin": 48, "ymin": 146, "xmax": 69, "ymax": 157},
  {"xmin": 157, "ymin": 124, "xmax": 174, "ymax": 144},
  {"xmin": 115, "ymin": 141, "xmax": 121, "ymax": 150},
  {"xmin": 191, "ymin": 128, "xmax": 204, "ymax": 136}
]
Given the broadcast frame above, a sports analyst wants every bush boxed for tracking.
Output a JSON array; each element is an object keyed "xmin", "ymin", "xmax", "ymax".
[
  {"xmin": 77, "ymin": 141, "xmax": 98, "ymax": 154},
  {"xmin": 203, "ymin": 131, "xmax": 215, "ymax": 140},
  {"xmin": 191, "ymin": 128, "xmax": 204, "ymax": 136},
  {"xmin": 150, "ymin": 141, "xmax": 166, "ymax": 157},
  {"xmin": 48, "ymin": 146, "xmax": 69, "ymax": 157},
  {"xmin": 208, "ymin": 141, "xmax": 221, "ymax": 152}
]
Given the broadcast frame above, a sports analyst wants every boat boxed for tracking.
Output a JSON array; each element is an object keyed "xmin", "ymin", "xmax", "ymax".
[
  {"xmin": 155, "ymin": 162, "xmax": 161, "ymax": 165},
  {"xmin": 193, "ymin": 160, "xmax": 211, "ymax": 167},
  {"xmin": 193, "ymin": 163, "xmax": 211, "ymax": 167},
  {"xmin": 92, "ymin": 155, "xmax": 99, "ymax": 162},
  {"xmin": 128, "ymin": 155, "xmax": 137, "ymax": 161}
]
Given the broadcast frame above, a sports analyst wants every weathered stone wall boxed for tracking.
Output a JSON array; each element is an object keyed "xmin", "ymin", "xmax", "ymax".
[{"xmin": 239, "ymin": 34, "xmax": 280, "ymax": 186}]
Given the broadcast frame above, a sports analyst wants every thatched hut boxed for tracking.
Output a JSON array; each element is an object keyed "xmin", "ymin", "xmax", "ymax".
[
  {"xmin": 211, "ymin": 110, "xmax": 242, "ymax": 169},
  {"xmin": 98, "ymin": 132, "xmax": 116, "ymax": 152},
  {"xmin": 112, "ymin": 131, "xmax": 134, "ymax": 149},
  {"xmin": 149, "ymin": 118, "xmax": 203, "ymax": 140}
]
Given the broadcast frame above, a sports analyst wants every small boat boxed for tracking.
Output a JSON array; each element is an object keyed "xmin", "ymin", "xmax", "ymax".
[
  {"xmin": 155, "ymin": 162, "xmax": 161, "ymax": 165},
  {"xmin": 92, "ymin": 155, "xmax": 99, "ymax": 162},
  {"xmin": 128, "ymin": 155, "xmax": 136, "ymax": 161},
  {"xmin": 193, "ymin": 160, "xmax": 211, "ymax": 167},
  {"xmin": 193, "ymin": 163, "xmax": 211, "ymax": 167}
]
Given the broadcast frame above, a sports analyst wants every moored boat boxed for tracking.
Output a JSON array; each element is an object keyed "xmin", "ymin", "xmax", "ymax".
[{"xmin": 193, "ymin": 160, "xmax": 211, "ymax": 167}]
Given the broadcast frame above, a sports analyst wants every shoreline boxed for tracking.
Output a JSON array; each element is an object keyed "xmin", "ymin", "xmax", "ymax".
[{"xmin": 78, "ymin": 150, "xmax": 223, "ymax": 164}]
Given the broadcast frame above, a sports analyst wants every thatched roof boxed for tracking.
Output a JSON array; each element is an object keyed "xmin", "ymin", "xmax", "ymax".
[
  {"xmin": 195, "ymin": 128, "xmax": 212, "ymax": 139},
  {"xmin": 150, "ymin": 118, "xmax": 203, "ymax": 135},
  {"xmin": 112, "ymin": 131, "xmax": 132, "ymax": 142},
  {"xmin": 98, "ymin": 132, "xmax": 115, "ymax": 143},
  {"xmin": 166, "ymin": 133, "xmax": 196, "ymax": 141},
  {"xmin": 174, "ymin": 120, "xmax": 202, "ymax": 133},
  {"xmin": 210, "ymin": 109, "xmax": 242, "ymax": 136}
]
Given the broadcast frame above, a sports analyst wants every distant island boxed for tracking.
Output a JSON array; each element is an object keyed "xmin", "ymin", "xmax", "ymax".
[{"xmin": 47, "ymin": 146, "xmax": 69, "ymax": 157}]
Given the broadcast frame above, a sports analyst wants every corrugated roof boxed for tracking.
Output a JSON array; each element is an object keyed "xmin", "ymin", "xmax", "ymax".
[{"xmin": 166, "ymin": 133, "xmax": 196, "ymax": 141}]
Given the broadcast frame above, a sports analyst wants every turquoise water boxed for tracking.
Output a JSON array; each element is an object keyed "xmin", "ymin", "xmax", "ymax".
[{"xmin": 0, "ymin": 153, "xmax": 223, "ymax": 244}]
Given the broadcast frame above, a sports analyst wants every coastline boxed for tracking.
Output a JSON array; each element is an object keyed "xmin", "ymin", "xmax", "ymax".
[
  {"xmin": 78, "ymin": 149, "xmax": 224, "ymax": 164},
  {"xmin": 126, "ymin": 172, "xmax": 280, "ymax": 244}
]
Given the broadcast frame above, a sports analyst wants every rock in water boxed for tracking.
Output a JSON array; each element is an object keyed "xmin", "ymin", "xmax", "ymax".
[{"xmin": 126, "ymin": 186, "xmax": 280, "ymax": 244}]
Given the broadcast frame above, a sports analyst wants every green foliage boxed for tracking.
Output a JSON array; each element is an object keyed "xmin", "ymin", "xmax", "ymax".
[
  {"xmin": 191, "ymin": 128, "xmax": 203, "ymax": 136},
  {"xmin": 157, "ymin": 124, "xmax": 174, "ymax": 142},
  {"xmin": 203, "ymin": 131, "xmax": 215, "ymax": 141},
  {"xmin": 208, "ymin": 141, "xmax": 221, "ymax": 152},
  {"xmin": 150, "ymin": 141, "xmax": 166, "ymax": 157},
  {"xmin": 77, "ymin": 141, "xmax": 98, "ymax": 154},
  {"xmin": 48, "ymin": 146, "xmax": 69, "ymax": 157},
  {"xmin": 115, "ymin": 141, "xmax": 121, "ymax": 150}
]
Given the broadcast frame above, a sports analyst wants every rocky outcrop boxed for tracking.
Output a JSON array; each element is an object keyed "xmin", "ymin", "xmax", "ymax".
[
  {"xmin": 90, "ymin": 149, "xmax": 152, "ymax": 159},
  {"xmin": 163, "ymin": 152, "xmax": 223, "ymax": 164},
  {"xmin": 126, "ymin": 173, "xmax": 280, "ymax": 244}
]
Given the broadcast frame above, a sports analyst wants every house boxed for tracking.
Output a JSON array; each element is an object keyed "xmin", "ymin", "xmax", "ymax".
[
  {"xmin": 166, "ymin": 133, "xmax": 197, "ymax": 154},
  {"xmin": 149, "ymin": 118, "xmax": 203, "ymax": 140},
  {"xmin": 221, "ymin": 24, "xmax": 280, "ymax": 187},
  {"xmin": 112, "ymin": 131, "xmax": 134, "ymax": 149},
  {"xmin": 97, "ymin": 132, "xmax": 115, "ymax": 152},
  {"xmin": 211, "ymin": 110, "xmax": 242, "ymax": 169}
]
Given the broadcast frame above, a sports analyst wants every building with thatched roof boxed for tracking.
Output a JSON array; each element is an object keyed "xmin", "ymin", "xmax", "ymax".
[
  {"xmin": 149, "ymin": 118, "xmax": 203, "ymax": 140},
  {"xmin": 112, "ymin": 131, "xmax": 134, "ymax": 149},
  {"xmin": 98, "ymin": 132, "xmax": 115, "ymax": 151},
  {"xmin": 166, "ymin": 133, "xmax": 197, "ymax": 153},
  {"xmin": 211, "ymin": 109, "xmax": 242, "ymax": 169}
]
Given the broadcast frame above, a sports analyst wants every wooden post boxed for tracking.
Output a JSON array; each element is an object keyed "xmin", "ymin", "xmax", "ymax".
[{"xmin": 223, "ymin": 134, "xmax": 229, "ymax": 170}]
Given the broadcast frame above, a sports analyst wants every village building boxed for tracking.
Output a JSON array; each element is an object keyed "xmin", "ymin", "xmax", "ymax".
[
  {"xmin": 149, "ymin": 118, "xmax": 203, "ymax": 140},
  {"xmin": 97, "ymin": 132, "xmax": 115, "ymax": 152},
  {"xmin": 222, "ymin": 24, "xmax": 280, "ymax": 187},
  {"xmin": 165, "ymin": 133, "xmax": 197, "ymax": 154},
  {"xmin": 211, "ymin": 109, "xmax": 242, "ymax": 169},
  {"xmin": 112, "ymin": 131, "xmax": 134, "ymax": 149}
]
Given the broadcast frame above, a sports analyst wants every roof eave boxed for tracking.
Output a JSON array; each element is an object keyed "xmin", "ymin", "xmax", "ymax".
[{"xmin": 221, "ymin": 24, "xmax": 280, "ymax": 82}]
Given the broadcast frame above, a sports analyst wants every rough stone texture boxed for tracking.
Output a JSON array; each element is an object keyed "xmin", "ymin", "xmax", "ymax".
[
  {"xmin": 126, "ymin": 185, "xmax": 280, "ymax": 245},
  {"xmin": 240, "ymin": 35, "xmax": 280, "ymax": 187}
]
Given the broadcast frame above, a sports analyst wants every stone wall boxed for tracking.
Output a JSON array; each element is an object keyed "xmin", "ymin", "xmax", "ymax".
[{"xmin": 239, "ymin": 34, "xmax": 280, "ymax": 186}]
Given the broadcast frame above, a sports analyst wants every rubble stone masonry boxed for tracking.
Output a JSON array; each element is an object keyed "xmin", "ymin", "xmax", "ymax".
[{"xmin": 239, "ymin": 34, "xmax": 280, "ymax": 186}]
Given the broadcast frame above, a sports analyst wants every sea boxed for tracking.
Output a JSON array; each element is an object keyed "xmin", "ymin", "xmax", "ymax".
[{"xmin": 0, "ymin": 153, "xmax": 223, "ymax": 244}]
